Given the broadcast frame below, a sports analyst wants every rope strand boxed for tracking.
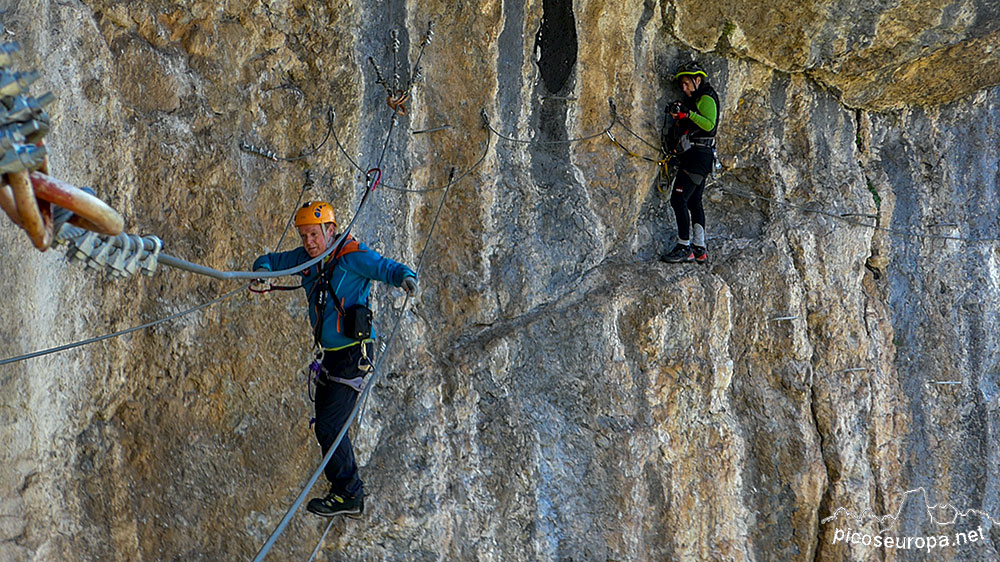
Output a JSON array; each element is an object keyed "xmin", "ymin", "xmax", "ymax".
[
  {"xmin": 0, "ymin": 288, "xmax": 243, "ymax": 368},
  {"xmin": 614, "ymin": 114, "xmax": 663, "ymax": 153},
  {"xmin": 330, "ymin": 111, "xmax": 490, "ymax": 193},
  {"xmin": 483, "ymin": 107, "xmax": 616, "ymax": 146}
]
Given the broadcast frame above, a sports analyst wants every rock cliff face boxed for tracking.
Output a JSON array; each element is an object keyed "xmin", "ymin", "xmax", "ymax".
[{"xmin": 1, "ymin": 1, "xmax": 998, "ymax": 561}]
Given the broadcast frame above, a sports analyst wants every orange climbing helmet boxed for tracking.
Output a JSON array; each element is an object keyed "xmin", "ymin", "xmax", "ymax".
[{"xmin": 294, "ymin": 201, "xmax": 337, "ymax": 227}]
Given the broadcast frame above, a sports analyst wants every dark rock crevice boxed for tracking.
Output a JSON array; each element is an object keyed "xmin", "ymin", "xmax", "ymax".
[{"xmin": 534, "ymin": 0, "xmax": 577, "ymax": 95}]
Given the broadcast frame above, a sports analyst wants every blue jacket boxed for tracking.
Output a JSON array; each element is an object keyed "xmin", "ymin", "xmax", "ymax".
[{"xmin": 253, "ymin": 238, "xmax": 416, "ymax": 350}]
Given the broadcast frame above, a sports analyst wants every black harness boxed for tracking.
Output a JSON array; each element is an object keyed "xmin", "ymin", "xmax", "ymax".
[{"xmin": 308, "ymin": 238, "xmax": 372, "ymax": 347}]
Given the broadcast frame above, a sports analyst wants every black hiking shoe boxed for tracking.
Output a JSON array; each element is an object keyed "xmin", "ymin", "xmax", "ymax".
[
  {"xmin": 661, "ymin": 243, "xmax": 694, "ymax": 263},
  {"xmin": 691, "ymin": 245, "xmax": 707, "ymax": 263},
  {"xmin": 306, "ymin": 489, "xmax": 364, "ymax": 518}
]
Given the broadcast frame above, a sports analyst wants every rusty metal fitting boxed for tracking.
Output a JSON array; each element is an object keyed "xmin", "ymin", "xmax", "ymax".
[{"xmin": 387, "ymin": 91, "xmax": 409, "ymax": 116}]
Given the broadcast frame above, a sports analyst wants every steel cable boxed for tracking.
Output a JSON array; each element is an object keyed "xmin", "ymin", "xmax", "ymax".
[
  {"xmin": 331, "ymin": 111, "xmax": 488, "ymax": 194},
  {"xmin": 0, "ymin": 176, "xmax": 314, "ymax": 367},
  {"xmin": 306, "ymin": 521, "xmax": 336, "ymax": 562},
  {"xmin": 240, "ymin": 108, "xmax": 336, "ymax": 163},
  {"xmin": 0, "ymin": 287, "xmax": 244, "ymax": 368},
  {"xmin": 482, "ymin": 106, "xmax": 616, "ymax": 146}
]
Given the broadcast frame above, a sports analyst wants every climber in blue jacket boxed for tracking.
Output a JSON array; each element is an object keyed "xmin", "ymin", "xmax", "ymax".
[{"xmin": 253, "ymin": 201, "xmax": 417, "ymax": 518}]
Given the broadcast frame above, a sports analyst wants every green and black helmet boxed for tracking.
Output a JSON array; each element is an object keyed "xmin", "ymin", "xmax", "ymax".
[{"xmin": 674, "ymin": 61, "xmax": 708, "ymax": 81}]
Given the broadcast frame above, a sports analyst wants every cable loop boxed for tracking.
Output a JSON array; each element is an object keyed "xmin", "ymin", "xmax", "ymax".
[{"xmin": 482, "ymin": 107, "xmax": 616, "ymax": 145}]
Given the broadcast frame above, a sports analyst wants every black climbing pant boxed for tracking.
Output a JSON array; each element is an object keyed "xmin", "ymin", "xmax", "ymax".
[
  {"xmin": 314, "ymin": 343, "xmax": 369, "ymax": 497},
  {"xmin": 670, "ymin": 147, "xmax": 713, "ymax": 241}
]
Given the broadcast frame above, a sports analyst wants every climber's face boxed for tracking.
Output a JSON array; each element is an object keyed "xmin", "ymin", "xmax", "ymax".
[
  {"xmin": 299, "ymin": 223, "xmax": 335, "ymax": 258},
  {"xmin": 680, "ymin": 76, "xmax": 700, "ymax": 97}
]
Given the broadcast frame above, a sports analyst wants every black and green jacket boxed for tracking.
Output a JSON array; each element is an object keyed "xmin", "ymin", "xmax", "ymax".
[
  {"xmin": 683, "ymin": 82, "xmax": 720, "ymax": 140},
  {"xmin": 662, "ymin": 81, "xmax": 721, "ymax": 152}
]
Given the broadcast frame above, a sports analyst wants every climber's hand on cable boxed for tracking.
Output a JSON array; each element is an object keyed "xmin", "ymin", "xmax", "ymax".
[{"xmin": 401, "ymin": 276, "xmax": 418, "ymax": 298}]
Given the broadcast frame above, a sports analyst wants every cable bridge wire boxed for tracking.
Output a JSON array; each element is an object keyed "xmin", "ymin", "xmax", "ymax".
[
  {"xmin": 482, "ymin": 97, "xmax": 619, "ymax": 146},
  {"xmin": 0, "ymin": 174, "xmax": 317, "ymax": 368}
]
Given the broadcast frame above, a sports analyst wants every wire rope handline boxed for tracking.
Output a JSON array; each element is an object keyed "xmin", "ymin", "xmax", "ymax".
[
  {"xmin": 330, "ymin": 109, "xmax": 491, "ymax": 194},
  {"xmin": 253, "ymin": 126, "xmax": 488, "ymax": 562},
  {"xmin": 307, "ymin": 521, "xmax": 336, "ymax": 562},
  {"xmin": 605, "ymin": 129, "xmax": 664, "ymax": 165},
  {"xmin": 606, "ymin": 128, "xmax": 675, "ymax": 194},
  {"xmin": 0, "ymin": 175, "xmax": 317, "ymax": 367},
  {"xmin": 483, "ymin": 97, "xmax": 618, "ymax": 146},
  {"xmin": 602, "ymin": 102, "xmax": 682, "ymax": 194},
  {"xmin": 0, "ymin": 287, "xmax": 244, "ymax": 368},
  {"xmin": 614, "ymin": 111, "xmax": 665, "ymax": 154}
]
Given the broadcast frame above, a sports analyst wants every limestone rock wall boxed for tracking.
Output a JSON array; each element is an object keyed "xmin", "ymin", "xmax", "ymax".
[{"xmin": 1, "ymin": 1, "xmax": 998, "ymax": 561}]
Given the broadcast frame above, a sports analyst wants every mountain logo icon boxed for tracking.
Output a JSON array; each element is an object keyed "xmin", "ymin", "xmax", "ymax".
[{"xmin": 821, "ymin": 487, "xmax": 999, "ymax": 533}]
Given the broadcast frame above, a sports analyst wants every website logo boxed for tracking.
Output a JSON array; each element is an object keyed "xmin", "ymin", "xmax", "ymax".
[{"xmin": 822, "ymin": 487, "xmax": 997, "ymax": 555}]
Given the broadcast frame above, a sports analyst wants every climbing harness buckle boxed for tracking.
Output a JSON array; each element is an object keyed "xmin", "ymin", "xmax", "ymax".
[
  {"xmin": 329, "ymin": 374, "xmax": 366, "ymax": 393},
  {"xmin": 358, "ymin": 341, "xmax": 373, "ymax": 374},
  {"xmin": 306, "ymin": 346, "xmax": 369, "ymax": 398},
  {"xmin": 329, "ymin": 342, "xmax": 374, "ymax": 393},
  {"xmin": 306, "ymin": 349, "xmax": 326, "ymax": 402}
]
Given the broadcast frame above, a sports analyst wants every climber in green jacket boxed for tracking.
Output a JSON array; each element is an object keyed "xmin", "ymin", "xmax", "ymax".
[{"xmin": 661, "ymin": 61, "xmax": 720, "ymax": 264}]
